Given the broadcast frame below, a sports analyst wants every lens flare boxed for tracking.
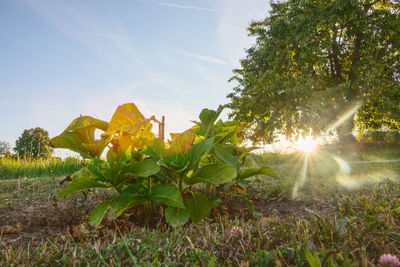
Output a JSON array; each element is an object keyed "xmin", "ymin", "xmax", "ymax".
[
  {"xmin": 295, "ymin": 135, "xmax": 318, "ymax": 153},
  {"xmin": 333, "ymin": 156, "xmax": 397, "ymax": 189},
  {"xmin": 333, "ymin": 156, "xmax": 351, "ymax": 175}
]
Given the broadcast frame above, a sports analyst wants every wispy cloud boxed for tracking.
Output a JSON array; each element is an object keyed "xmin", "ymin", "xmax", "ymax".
[
  {"xmin": 25, "ymin": 0, "xmax": 144, "ymax": 68},
  {"xmin": 154, "ymin": 1, "xmax": 218, "ymax": 12},
  {"xmin": 179, "ymin": 49, "xmax": 227, "ymax": 65}
]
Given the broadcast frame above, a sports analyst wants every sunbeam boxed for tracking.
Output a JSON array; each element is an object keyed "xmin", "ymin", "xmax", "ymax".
[
  {"xmin": 292, "ymin": 153, "xmax": 309, "ymax": 198},
  {"xmin": 327, "ymin": 103, "xmax": 362, "ymax": 131}
]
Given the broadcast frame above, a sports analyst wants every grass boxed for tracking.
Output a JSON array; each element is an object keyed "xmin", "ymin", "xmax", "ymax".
[
  {"xmin": 0, "ymin": 147, "xmax": 399, "ymax": 266},
  {"xmin": 0, "ymin": 157, "xmax": 83, "ymax": 180}
]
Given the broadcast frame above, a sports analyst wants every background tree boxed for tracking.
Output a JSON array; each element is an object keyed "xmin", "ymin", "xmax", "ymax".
[
  {"xmin": 227, "ymin": 0, "xmax": 400, "ymax": 144},
  {"xmin": 0, "ymin": 141, "xmax": 11, "ymax": 157},
  {"xmin": 14, "ymin": 127, "xmax": 52, "ymax": 158}
]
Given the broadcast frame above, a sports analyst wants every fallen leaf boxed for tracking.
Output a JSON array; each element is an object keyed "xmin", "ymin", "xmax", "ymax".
[
  {"xmin": 67, "ymin": 223, "xmax": 89, "ymax": 241},
  {"xmin": 0, "ymin": 222, "xmax": 23, "ymax": 234}
]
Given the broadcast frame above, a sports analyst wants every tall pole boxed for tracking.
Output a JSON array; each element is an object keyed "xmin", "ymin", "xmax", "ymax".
[{"xmin": 158, "ymin": 116, "xmax": 165, "ymax": 142}]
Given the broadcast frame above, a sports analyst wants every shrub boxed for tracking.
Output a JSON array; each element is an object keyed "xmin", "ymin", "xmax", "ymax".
[{"xmin": 51, "ymin": 103, "xmax": 276, "ymax": 227}]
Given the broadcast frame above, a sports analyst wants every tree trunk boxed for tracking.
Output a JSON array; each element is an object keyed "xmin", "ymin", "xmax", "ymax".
[{"xmin": 336, "ymin": 115, "xmax": 358, "ymax": 148}]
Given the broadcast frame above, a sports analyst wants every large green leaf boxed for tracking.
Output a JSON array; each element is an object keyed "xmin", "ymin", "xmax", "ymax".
[
  {"xmin": 238, "ymin": 166, "xmax": 277, "ymax": 180},
  {"xmin": 209, "ymin": 197, "xmax": 222, "ymax": 209},
  {"xmin": 186, "ymin": 192, "xmax": 211, "ymax": 224},
  {"xmin": 121, "ymin": 180, "xmax": 147, "ymax": 197},
  {"xmin": 57, "ymin": 168, "xmax": 109, "ymax": 199},
  {"xmin": 67, "ymin": 116, "xmax": 108, "ymax": 132},
  {"xmin": 89, "ymin": 200, "xmax": 112, "ymax": 227},
  {"xmin": 186, "ymin": 137, "xmax": 214, "ymax": 168},
  {"xmin": 158, "ymin": 152, "xmax": 189, "ymax": 171},
  {"xmin": 110, "ymin": 193, "xmax": 143, "ymax": 218},
  {"xmin": 87, "ymin": 158, "xmax": 111, "ymax": 182},
  {"xmin": 189, "ymin": 163, "xmax": 236, "ymax": 185},
  {"xmin": 50, "ymin": 132, "xmax": 91, "ymax": 159},
  {"xmin": 214, "ymin": 120, "xmax": 241, "ymax": 144},
  {"xmin": 214, "ymin": 144, "xmax": 239, "ymax": 173},
  {"xmin": 199, "ymin": 106, "xmax": 223, "ymax": 137},
  {"xmin": 150, "ymin": 184, "xmax": 185, "ymax": 209},
  {"xmin": 129, "ymin": 158, "xmax": 160, "ymax": 177},
  {"xmin": 50, "ymin": 116, "xmax": 109, "ymax": 158},
  {"xmin": 143, "ymin": 138, "xmax": 165, "ymax": 160},
  {"xmin": 165, "ymin": 206, "xmax": 190, "ymax": 227}
]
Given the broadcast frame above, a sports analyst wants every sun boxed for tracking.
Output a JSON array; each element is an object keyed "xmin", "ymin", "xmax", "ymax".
[{"xmin": 295, "ymin": 135, "xmax": 318, "ymax": 153}]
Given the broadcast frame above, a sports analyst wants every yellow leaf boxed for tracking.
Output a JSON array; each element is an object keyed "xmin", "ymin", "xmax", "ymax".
[
  {"xmin": 50, "ymin": 116, "xmax": 109, "ymax": 158},
  {"xmin": 235, "ymin": 186, "xmax": 247, "ymax": 194},
  {"xmin": 104, "ymin": 103, "xmax": 158, "ymax": 155},
  {"xmin": 168, "ymin": 129, "xmax": 195, "ymax": 153},
  {"xmin": 104, "ymin": 103, "xmax": 153, "ymax": 137}
]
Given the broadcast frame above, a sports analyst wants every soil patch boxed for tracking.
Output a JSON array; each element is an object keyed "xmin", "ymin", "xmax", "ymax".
[
  {"xmin": 0, "ymin": 198, "xmax": 102, "ymax": 246},
  {"xmin": 0, "ymin": 196, "xmax": 336, "ymax": 247}
]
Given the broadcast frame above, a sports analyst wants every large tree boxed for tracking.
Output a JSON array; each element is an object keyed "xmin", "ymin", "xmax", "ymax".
[
  {"xmin": 14, "ymin": 127, "xmax": 52, "ymax": 158},
  {"xmin": 0, "ymin": 141, "xmax": 11, "ymax": 157},
  {"xmin": 227, "ymin": 0, "xmax": 400, "ymax": 144}
]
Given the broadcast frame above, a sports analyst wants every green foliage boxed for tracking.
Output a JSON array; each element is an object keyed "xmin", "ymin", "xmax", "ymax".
[
  {"xmin": 165, "ymin": 206, "xmax": 190, "ymax": 227},
  {"xmin": 227, "ymin": 0, "xmax": 400, "ymax": 144},
  {"xmin": 189, "ymin": 163, "xmax": 237, "ymax": 185},
  {"xmin": 185, "ymin": 192, "xmax": 212, "ymax": 224},
  {"xmin": 14, "ymin": 127, "xmax": 52, "ymax": 158},
  {"xmin": 53, "ymin": 103, "xmax": 277, "ymax": 227}
]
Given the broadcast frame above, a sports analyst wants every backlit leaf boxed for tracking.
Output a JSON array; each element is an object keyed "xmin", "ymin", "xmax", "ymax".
[
  {"xmin": 198, "ymin": 106, "xmax": 223, "ymax": 137},
  {"xmin": 169, "ymin": 129, "xmax": 195, "ymax": 153},
  {"xmin": 104, "ymin": 103, "xmax": 152, "ymax": 137},
  {"xmin": 50, "ymin": 116, "xmax": 109, "ymax": 158}
]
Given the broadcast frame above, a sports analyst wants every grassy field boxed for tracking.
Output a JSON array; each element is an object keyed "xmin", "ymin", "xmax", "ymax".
[
  {"xmin": 0, "ymin": 147, "xmax": 399, "ymax": 266},
  {"xmin": 0, "ymin": 157, "xmax": 83, "ymax": 180}
]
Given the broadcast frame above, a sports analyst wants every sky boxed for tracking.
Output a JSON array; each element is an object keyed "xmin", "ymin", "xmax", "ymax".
[{"xmin": 0, "ymin": 0, "xmax": 270, "ymax": 156}]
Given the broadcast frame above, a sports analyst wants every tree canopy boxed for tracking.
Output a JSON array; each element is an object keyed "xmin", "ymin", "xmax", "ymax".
[
  {"xmin": 0, "ymin": 141, "xmax": 11, "ymax": 157},
  {"xmin": 14, "ymin": 127, "xmax": 52, "ymax": 158},
  {"xmin": 227, "ymin": 0, "xmax": 400, "ymax": 144}
]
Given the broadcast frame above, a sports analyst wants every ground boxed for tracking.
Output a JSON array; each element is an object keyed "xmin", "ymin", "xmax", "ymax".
[{"xmin": 0, "ymin": 147, "xmax": 399, "ymax": 266}]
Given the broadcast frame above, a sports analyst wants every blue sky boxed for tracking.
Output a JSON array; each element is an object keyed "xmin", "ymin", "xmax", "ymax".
[{"xmin": 0, "ymin": 0, "xmax": 269, "ymax": 155}]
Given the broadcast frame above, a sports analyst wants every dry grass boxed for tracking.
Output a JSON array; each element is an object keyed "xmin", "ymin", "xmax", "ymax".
[{"xmin": 0, "ymin": 148, "xmax": 399, "ymax": 266}]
